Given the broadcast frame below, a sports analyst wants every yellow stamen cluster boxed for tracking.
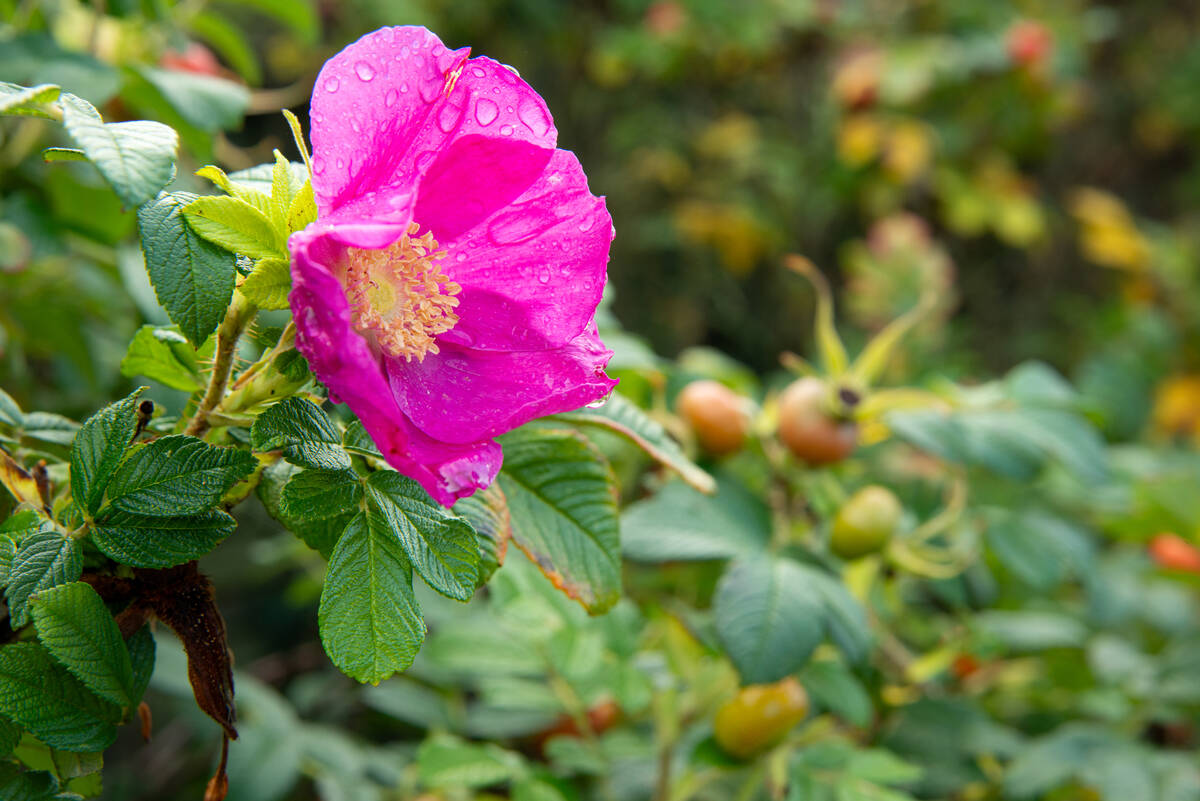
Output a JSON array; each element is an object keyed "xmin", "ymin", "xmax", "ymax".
[{"xmin": 344, "ymin": 223, "xmax": 461, "ymax": 362}]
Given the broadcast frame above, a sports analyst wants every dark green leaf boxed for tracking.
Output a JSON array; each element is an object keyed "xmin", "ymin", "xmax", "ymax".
[
  {"xmin": 251, "ymin": 398, "xmax": 350, "ymax": 470},
  {"xmin": 342, "ymin": 420, "xmax": 381, "ymax": 458},
  {"xmin": 6, "ymin": 526, "xmax": 82, "ymax": 628},
  {"xmin": 279, "ymin": 468, "xmax": 363, "ymax": 523},
  {"xmin": 365, "ymin": 471, "xmax": 479, "ymax": 602},
  {"xmin": 0, "ymin": 643, "xmax": 120, "ymax": 752},
  {"xmin": 126, "ymin": 625, "xmax": 156, "ymax": 704},
  {"xmin": 30, "ymin": 582, "xmax": 136, "ymax": 707},
  {"xmin": 318, "ymin": 512, "xmax": 425, "ymax": 684},
  {"xmin": 18, "ymin": 413, "xmax": 78, "ymax": 447},
  {"xmin": 0, "ymin": 763, "xmax": 61, "ymax": 801},
  {"xmin": 103, "ymin": 435, "xmax": 255, "ymax": 517},
  {"xmin": 91, "ymin": 509, "xmax": 237, "ymax": 568},
  {"xmin": 258, "ymin": 462, "xmax": 349, "ymax": 558},
  {"xmin": 69, "ymin": 388, "xmax": 143, "ymax": 516},
  {"xmin": 137, "ymin": 192, "xmax": 237, "ymax": 346},
  {"xmin": 59, "ymin": 92, "xmax": 178, "ymax": 208},
  {"xmin": 498, "ymin": 428, "xmax": 621, "ymax": 613}
]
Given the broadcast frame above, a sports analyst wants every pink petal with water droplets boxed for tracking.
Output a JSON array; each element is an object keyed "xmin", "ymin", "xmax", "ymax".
[
  {"xmin": 387, "ymin": 321, "xmax": 617, "ymax": 445},
  {"xmin": 289, "ymin": 223, "xmax": 501, "ymax": 505},
  {"xmin": 427, "ymin": 148, "xmax": 613, "ymax": 352}
]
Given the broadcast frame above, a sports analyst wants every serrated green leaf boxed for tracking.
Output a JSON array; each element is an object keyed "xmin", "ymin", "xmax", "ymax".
[
  {"xmin": 270, "ymin": 151, "xmax": 294, "ymax": 231},
  {"xmin": 366, "ymin": 471, "xmax": 479, "ymax": 602},
  {"xmin": 239, "ymin": 257, "xmax": 291, "ymax": 309},
  {"xmin": 0, "ymin": 717, "xmax": 20, "ymax": 758},
  {"xmin": 0, "ymin": 763, "xmax": 61, "ymax": 801},
  {"xmin": 250, "ymin": 398, "xmax": 349, "ymax": 470},
  {"xmin": 195, "ymin": 165, "xmax": 273, "ymax": 219},
  {"xmin": 103, "ymin": 435, "xmax": 255, "ymax": 517},
  {"xmin": 30, "ymin": 582, "xmax": 135, "ymax": 708},
  {"xmin": 453, "ymin": 484, "xmax": 512, "ymax": 588},
  {"xmin": 0, "ymin": 81, "xmax": 61, "ymax": 118},
  {"xmin": 0, "ymin": 643, "xmax": 120, "ymax": 752},
  {"xmin": 342, "ymin": 419, "xmax": 381, "ymax": 458},
  {"xmin": 318, "ymin": 512, "xmax": 425, "ymax": 684},
  {"xmin": 120, "ymin": 325, "xmax": 205, "ymax": 392},
  {"xmin": 279, "ymin": 468, "xmax": 362, "ymax": 523},
  {"xmin": 498, "ymin": 428, "xmax": 621, "ymax": 613},
  {"xmin": 137, "ymin": 191, "xmax": 238, "ymax": 346},
  {"xmin": 184, "ymin": 194, "xmax": 285, "ymax": 260},
  {"xmin": 59, "ymin": 92, "xmax": 177, "ymax": 208},
  {"xmin": 715, "ymin": 555, "xmax": 869, "ymax": 683},
  {"xmin": 6, "ymin": 526, "xmax": 82, "ymax": 628},
  {"xmin": 69, "ymin": 388, "xmax": 143, "ymax": 516},
  {"xmin": 91, "ymin": 508, "xmax": 237, "ymax": 568},
  {"xmin": 551, "ymin": 392, "xmax": 715, "ymax": 494},
  {"xmin": 417, "ymin": 737, "xmax": 521, "ymax": 789},
  {"xmin": 286, "ymin": 180, "xmax": 316, "ymax": 234},
  {"xmin": 258, "ymin": 462, "xmax": 350, "ymax": 558}
]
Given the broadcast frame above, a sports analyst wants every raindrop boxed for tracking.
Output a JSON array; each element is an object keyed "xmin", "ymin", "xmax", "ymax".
[
  {"xmin": 455, "ymin": 252, "xmax": 467, "ymax": 262},
  {"xmin": 471, "ymin": 66, "xmax": 487, "ymax": 78},
  {"xmin": 354, "ymin": 61, "xmax": 376, "ymax": 81},
  {"xmin": 312, "ymin": 157, "xmax": 326, "ymax": 175},
  {"xmin": 385, "ymin": 89, "xmax": 398, "ymax": 107},
  {"xmin": 518, "ymin": 100, "xmax": 551, "ymax": 137},
  {"xmin": 323, "ymin": 76, "xmax": 340, "ymax": 93},
  {"xmin": 400, "ymin": 82, "xmax": 409, "ymax": 93},
  {"xmin": 499, "ymin": 124, "xmax": 514, "ymax": 136},
  {"xmin": 578, "ymin": 217, "xmax": 594, "ymax": 232},
  {"xmin": 437, "ymin": 102, "xmax": 463, "ymax": 133},
  {"xmin": 474, "ymin": 98, "xmax": 499, "ymax": 126},
  {"xmin": 537, "ymin": 267, "xmax": 551, "ymax": 284},
  {"xmin": 586, "ymin": 396, "xmax": 610, "ymax": 409}
]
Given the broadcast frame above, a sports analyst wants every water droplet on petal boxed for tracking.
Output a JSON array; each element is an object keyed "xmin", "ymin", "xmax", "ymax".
[
  {"xmin": 323, "ymin": 76, "xmax": 340, "ymax": 93},
  {"xmin": 335, "ymin": 158, "xmax": 345, "ymax": 170},
  {"xmin": 518, "ymin": 99, "xmax": 551, "ymax": 137},
  {"xmin": 578, "ymin": 217, "xmax": 594, "ymax": 232},
  {"xmin": 474, "ymin": 98, "xmax": 499, "ymax": 126},
  {"xmin": 537, "ymin": 267, "xmax": 551, "ymax": 284},
  {"xmin": 312, "ymin": 156, "xmax": 326, "ymax": 174},
  {"xmin": 471, "ymin": 66, "xmax": 487, "ymax": 78},
  {"xmin": 400, "ymin": 82, "xmax": 409, "ymax": 93},
  {"xmin": 354, "ymin": 61, "xmax": 376, "ymax": 81},
  {"xmin": 499, "ymin": 124, "xmax": 514, "ymax": 136},
  {"xmin": 437, "ymin": 102, "xmax": 464, "ymax": 133},
  {"xmin": 455, "ymin": 252, "xmax": 467, "ymax": 262},
  {"xmin": 586, "ymin": 396, "xmax": 610, "ymax": 409},
  {"xmin": 385, "ymin": 89, "xmax": 398, "ymax": 107}
]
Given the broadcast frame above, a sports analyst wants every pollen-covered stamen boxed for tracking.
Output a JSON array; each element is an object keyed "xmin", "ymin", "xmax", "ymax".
[{"xmin": 344, "ymin": 223, "xmax": 461, "ymax": 362}]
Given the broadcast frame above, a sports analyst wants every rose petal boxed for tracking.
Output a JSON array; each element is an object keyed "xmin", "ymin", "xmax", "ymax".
[
  {"xmin": 289, "ymin": 224, "xmax": 501, "ymax": 505},
  {"xmin": 387, "ymin": 321, "xmax": 617, "ymax": 444},
  {"xmin": 309, "ymin": 28, "xmax": 559, "ymax": 223},
  {"xmin": 428, "ymin": 148, "xmax": 613, "ymax": 352}
]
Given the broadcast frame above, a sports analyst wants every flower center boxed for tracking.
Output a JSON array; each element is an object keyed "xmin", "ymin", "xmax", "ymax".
[{"xmin": 344, "ymin": 223, "xmax": 461, "ymax": 362}]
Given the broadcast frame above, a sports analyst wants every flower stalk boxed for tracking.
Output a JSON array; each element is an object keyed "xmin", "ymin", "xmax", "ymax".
[{"xmin": 185, "ymin": 294, "xmax": 257, "ymax": 438}]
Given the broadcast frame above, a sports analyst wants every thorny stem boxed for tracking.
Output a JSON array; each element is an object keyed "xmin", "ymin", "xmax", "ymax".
[{"xmin": 185, "ymin": 295, "xmax": 256, "ymax": 438}]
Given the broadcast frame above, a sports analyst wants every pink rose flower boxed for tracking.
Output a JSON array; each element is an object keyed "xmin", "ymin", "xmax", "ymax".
[{"xmin": 289, "ymin": 26, "xmax": 617, "ymax": 505}]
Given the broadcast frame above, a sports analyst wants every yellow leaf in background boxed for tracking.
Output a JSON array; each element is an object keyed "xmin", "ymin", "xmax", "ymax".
[
  {"xmin": 1069, "ymin": 187, "xmax": 1150, "ymax": 271},
  {"xmin": 837, "ymin": 114, "xmax": 883, "ymax": 166},
  {"xmin": 673, "ymin": 201, "xmax": 769, "ymax": 276},
  {"xmin": 0, "ymin": 449, "xmax": 42, "ymax": 509},
  {"xmin": 905, "ymin": 646, "xmax": 957, "ymax": 684},
  {"xmin": 1153, "ymin": 375, "xmax": 1200, "ymax": 442},
  {"xmin": 883, "ymin": 119, "xmax": 932, "ymax": 183},
  {"xmin": 694, "ymin": 113, "xmax": 758, "ymax": 162},
  {"xmin": 994, "ymin": 194, "xmax": 1045, "ymax": 247}
]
